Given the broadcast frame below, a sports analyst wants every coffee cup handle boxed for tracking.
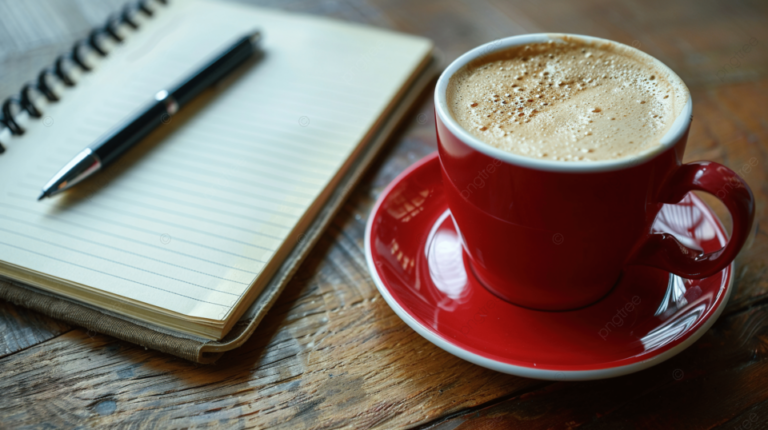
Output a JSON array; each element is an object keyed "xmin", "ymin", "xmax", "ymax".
[{"xmin": 628, "ymin": 161, "xmax": 755, "ymax": 278}]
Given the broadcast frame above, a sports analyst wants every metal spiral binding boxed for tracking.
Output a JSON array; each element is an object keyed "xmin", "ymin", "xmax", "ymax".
[{"xmin": 0, "ymin": 0, "xmax": 168, "ymax": 154}]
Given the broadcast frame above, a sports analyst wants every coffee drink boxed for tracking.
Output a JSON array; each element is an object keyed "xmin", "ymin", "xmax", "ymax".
[{"xmin": 446, "ymin": 37, "xmax": 688, "ymax": 161}]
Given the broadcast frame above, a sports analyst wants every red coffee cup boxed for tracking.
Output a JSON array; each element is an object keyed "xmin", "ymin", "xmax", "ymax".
[{"xmin": 435, "ymin": 34, "xmax": 755, "ymax": 311}]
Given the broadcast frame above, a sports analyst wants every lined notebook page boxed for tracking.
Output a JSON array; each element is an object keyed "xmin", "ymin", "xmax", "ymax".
[{"xmin": 0, "ymin": 0, "xmax": 431, "ymax": 326}]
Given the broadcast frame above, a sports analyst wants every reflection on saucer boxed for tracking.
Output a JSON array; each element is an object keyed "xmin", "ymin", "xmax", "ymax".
[
  {"xmin": 655, "ymin": 274, "xmax": 688, "ymax": 316},
  {"xmin": 426, "ymin": 210, "xmax": 468, "ymax": 300},
  {"xmin": 642, "ymin": 303, "xmax": 705, "ymax": 350},
  {"xmin": 385, "ymin": 186, "xmax": 430, "ymax": 223}
]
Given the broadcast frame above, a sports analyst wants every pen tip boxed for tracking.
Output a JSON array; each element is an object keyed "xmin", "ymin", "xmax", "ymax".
[{"xmin": 37, "ymin": 192, "xmax": 47, "ymax": 201}]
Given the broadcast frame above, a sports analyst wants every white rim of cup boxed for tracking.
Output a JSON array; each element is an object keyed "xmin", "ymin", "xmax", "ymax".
[{"xmin": 434, "ymin": 33, "xmax": 693, "ymax": 173}]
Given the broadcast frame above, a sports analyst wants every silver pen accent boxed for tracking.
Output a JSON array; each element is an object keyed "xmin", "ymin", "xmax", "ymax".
[
  {"xmin": 38, "ymin": 148, "xmax": 102, "ymax": 200},
  {"xmin": 155, "ymin": 89, "xmax": 179, "ymax": 116}
]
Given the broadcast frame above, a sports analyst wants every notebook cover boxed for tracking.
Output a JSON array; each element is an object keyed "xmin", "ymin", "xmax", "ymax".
[{"xmin": 0, "ymin": 56, "xmax": 438, "ymax": 363}]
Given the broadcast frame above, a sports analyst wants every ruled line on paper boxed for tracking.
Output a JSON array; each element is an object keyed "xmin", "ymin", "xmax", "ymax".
[
  {"xmin": 87, "ymin": 167, "xmax": 312, "ymax": 209},
  {"xmin": 34, "ymin": 180, "xmax": 300, "ymax": 230},
  {"xmin": 42, "ymin": 131, "xmax": 344, "ymax": 176},
  {"xmin": 0, "ymin": 228, "xmax": 249, "ymax": 294},
  {"xmin": 209, "ymin": 98, "xmax": 376, "ymax": 125},
  {"xmin": 11, "ymin": 187, "xmax": 290, "ymax": 244},
  {"xmin": 169, "ymin": 137, "xmax": 340, "ymax": 170},
  {"xmin": 120, "ymin": 179, "xmax": 306, "ymax": 219},
  {"xmin": 61, "ymin": 185, "xmax": 296, "ymax": 232},
  {"xmin": 18, "ymin": 172, "xmax": 310, "ymax": 218},
  {"xmin": 162, "ymin": 151, "xmax": 330, "ymax": 185},
  {"xmin": 224, "ymin": 64, "xmax": 399, "ymax": 93},
  {"xmin": 203, "ymin": 113, "xmax": 362, "ymax": 142},
  {"xmin": 0, "ymin": 201, "xmax": 275, "ymax": 263},
  {"xmin": 89, "ymin": 177, "xmax": 306, "ymax": 218},
  {"xmin": 171, "ymin": 127, "xmax": 350, "ymax": 160},
  {"xmin": 126, "ymin": 156, "xmax": 320, "ymax": 197},
  {"xmin": 0, "ymin": 216, "xmax": 254, "ymax": 282},
  {"xmin": 206, "ymin": 112, "xmax": 368, "ymax": 136},
  {"xmin": 180, "ymin": 124, "xmax": 358, "ymax": 157},
  {"xmin": 0, "ymin": 242, "xmax": 233, "ymax": 308},
  {"xmin": 0, "ymin": 210, "xmax": 261, "ymax": 275},
  {"xmin": 225, "ymin": 89, "xmax": 384, "ymax": 113},
  {"xmin": 166, "ymin": 145, "xmax": 335, "ymax": 179},
  {"xmin": 8, "ymin": 190, "xmax": 284, "ymax": 256},
  {"xmin": 29, "ymin": 156, "xmax": 320, "ymax": 199},
  {"xmin": 15, "ymin": 174, "xmax": 308, "ymax": 223},
  {"xmin": 233, "ymin": 78, "xmax": 384, "ymax": 102}
]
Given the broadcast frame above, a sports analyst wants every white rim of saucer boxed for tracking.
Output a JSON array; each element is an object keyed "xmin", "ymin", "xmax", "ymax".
[
  {"xmin": 434, "ymin": 33, "xmax": 693, "ymax": 173},
  {"xmin": 364, "ymin": 155, "xmax": 733, "ymax": 381}
]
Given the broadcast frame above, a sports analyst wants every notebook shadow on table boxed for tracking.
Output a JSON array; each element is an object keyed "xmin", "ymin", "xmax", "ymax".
[{"xmin": 46, "ymin": 51, "xmax": 266, "ymax": 213}]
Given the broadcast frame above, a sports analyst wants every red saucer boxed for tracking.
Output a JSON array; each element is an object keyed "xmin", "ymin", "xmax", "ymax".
[{"xmin": 365, "ymin": 153, "xmax": 732, "ymax": 380}]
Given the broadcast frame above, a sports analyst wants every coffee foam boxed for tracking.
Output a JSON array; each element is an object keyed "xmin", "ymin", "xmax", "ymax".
[{"xmin": 446, "ymin": 37, "xmax": 689, "ymax": 161}]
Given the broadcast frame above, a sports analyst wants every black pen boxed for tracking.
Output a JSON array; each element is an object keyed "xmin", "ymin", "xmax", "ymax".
[{"xmin": 38, "ymin": 31, "xmax": 262, "ymax": 200}]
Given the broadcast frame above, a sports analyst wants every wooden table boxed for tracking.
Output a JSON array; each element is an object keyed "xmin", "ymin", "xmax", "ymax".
[{"xmin": 1, "ymin": 0, "xmax": 767, "ymax": 428}]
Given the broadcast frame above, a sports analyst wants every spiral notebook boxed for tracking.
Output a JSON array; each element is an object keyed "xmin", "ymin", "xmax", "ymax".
[{"xmin": 0, "ymin": 0, "xmax": 434, "ymax": 360}]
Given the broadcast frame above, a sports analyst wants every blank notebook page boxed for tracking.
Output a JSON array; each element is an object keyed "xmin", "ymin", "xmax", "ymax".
[{"xmin": 0, "ymin": 0, "xmax": 432, "ymax": 327}]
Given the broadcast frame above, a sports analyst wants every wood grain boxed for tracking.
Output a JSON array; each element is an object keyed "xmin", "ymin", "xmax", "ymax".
[
  {"xmin": 0, "ymin": 300, "xmax": 69, "ymax": 358},
  {"xmin": 0, "ymin": 0, "xmax": 767, "ymax": 428}
]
